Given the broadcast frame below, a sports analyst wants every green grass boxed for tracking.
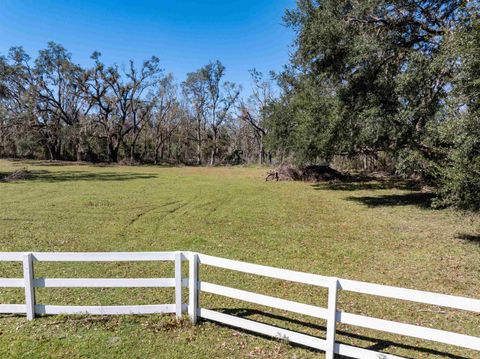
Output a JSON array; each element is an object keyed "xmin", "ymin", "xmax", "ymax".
[{"xmin": 0, "ymin": 159, "xmax": 479, "ymax": 358}]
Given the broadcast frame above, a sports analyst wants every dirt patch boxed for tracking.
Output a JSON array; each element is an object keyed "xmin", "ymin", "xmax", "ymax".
[
  {"xmin": 266, "ymin": 164, "xmax": 346, "ymax": 182},
  {"xmin": 1, "ymin": 169, "xmax": 32, "ymax": 182}
]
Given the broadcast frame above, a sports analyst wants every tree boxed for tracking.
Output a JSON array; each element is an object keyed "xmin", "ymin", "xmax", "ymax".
[
  {"xmin": 274, "ymin": 0, "xmax": 472, "ymax": 168},
  {"xmin": 150, "ymin": 74, "xmax": 181, "ymax": 164},
  {"xmin": 202, "ymin": 61, "xmax": 241, "ymax": 165},
  {"xmin": 240, "ymin": 69, "xmax": 273, "ymax": 164},
  {"xmin": 182, "ymin": 69, "xmax": 208, "ymax": 165},
  {"xmin": 81, "ymin": 53, "xmax": 161, "ymax": 162},
  {"xmin": 33, "ymin": 42, "xmax": 90, "ymax": 160},
  {"xmin": 436, "ymin": 13, "xmax": 480, "ymax": 210},
  {"xmin": 0, "ymin": 43, "xmax": 90, "ymax": 160}
]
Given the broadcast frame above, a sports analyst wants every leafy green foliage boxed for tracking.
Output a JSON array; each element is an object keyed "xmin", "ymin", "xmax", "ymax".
[
  {"xmin": 436, "ymin": 116, "xmax": 480, "ymax": 210},
  {"xmin": 267, "ymin": 0, "xmax": 480, "ymax": 209},
  {"xmin": 435, "ymin": 17, "xmax": 480, "ymax": 210}
]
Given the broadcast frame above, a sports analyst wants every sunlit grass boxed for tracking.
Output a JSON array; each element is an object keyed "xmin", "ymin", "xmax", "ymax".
[{"xmin": 0, "ymin": 159, "xmax": 479, "ymax": 358}]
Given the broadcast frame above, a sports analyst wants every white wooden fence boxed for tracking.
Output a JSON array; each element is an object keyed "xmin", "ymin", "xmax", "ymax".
[{"xmin": 1, "ymin": 251, "xmax": 479, "ymax": 358}]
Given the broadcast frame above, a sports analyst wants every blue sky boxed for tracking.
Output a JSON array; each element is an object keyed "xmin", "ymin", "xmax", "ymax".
[{"xmin": 0, "ymin": 0, "xmax": 296, "ymax": 93}]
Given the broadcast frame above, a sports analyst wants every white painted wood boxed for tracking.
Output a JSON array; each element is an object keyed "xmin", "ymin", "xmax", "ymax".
[
  {"xmin": 22, "ymin": 253, "xmax": 35, "ymax": 320},
  {"xmin": 197, "ymin": 254, "xmax": 331, "ymax": 287},
  {"xmin": 33, "ymin": 278, "xmax": 175, "ymax": 288},
  {"xmin": 339, "ymin": 278, "xmax": 480, "ymax": 313},
  {"xmin": 32, "ymin": 252, "xmax": 175, "ymax": 262},
  {"xmin": 188, "ymin": 254, "xmax": 198, "ymax": 323},
  {"xmin": 0, "ymin": 250, "xmax": 479, "ymax": 356},
  {"xmin": 199, "ymin": 281, "xmax": 328, "ymax": 319},
  {"xmin": 198, "ymin": 253, "xmax": 480, "ymax": 313},
  {"xmin": 199, "ymin": 308, "xmax": 327, "ymax": 351},
  {"xmin": 34, "ymin": 304, "xmax": 176, "ymax": 315},
  {"xmin": 337, "ymin": 311, "xmax": 480, "ymax": 351},
  {"xmin": 0, "ymin": 278, "xmax": 25, "ymax": 287},
  {"xmin": 0, "ymin": 304, "xmax": 26, "ymax": 313},
  {"xmin": 197, "ymin": 254, "xmax": 480, "ymax": 354},
  {"xmin": 175, "ymin": 251, "xmax": 183, "ymax": 318},
  {"xmin": 336, "ymin": 342, "xmax": 405, "ymax": 359},
  {"xmin": 325, "ymin": 278, "xmax": 339, "ymax": 359},
  {"xmin": 0, "ymin": 252, "xmax": 23, "ymax": 261}
]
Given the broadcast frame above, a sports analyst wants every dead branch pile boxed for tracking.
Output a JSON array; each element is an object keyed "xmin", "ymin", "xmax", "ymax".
[
  {"xmin": 1, "ymin": 169, "xmax": 32, "ymax": 182},
  {"xmin": 266, "ymin": 164, "xmax": 345, "ymax": 182}
]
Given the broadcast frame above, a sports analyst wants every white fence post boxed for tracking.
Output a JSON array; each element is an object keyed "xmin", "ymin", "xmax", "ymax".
[
  {"xmin": 188, "ymin": 253, "xmax": 199, "ymax": 324},
  {"xmin": 23, "ymin": 253, "xmax": 35, "ymax": 320},
  {"xmin": 0, "ymin": 251, "xmax": 478, "ymax": 356},
  {"xmin": 174, "ymin": 251, "xmax": 183, "ymax": 318},
  {"xmin": 326, "ymin": 277, "xmax": 339, "ymax": 358}
]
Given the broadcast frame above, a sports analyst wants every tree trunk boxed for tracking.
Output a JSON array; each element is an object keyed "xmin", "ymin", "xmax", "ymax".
[
  {"xmin": 46, "ymin": 137, "xmax": 62, "ymax": 160},
  {"xmin": 76, "ymin": 143, "xmax": 82, "ymax": 162},
  {"xmin": 111, "ymin": 146, "xmax": 119, "ymax": 162},
  {"xmin": 210, "ymin": 128, "xmax": 218, "ymax": 166},
  {"xmin": 258, "ymin": 133, "xmax": 264, "ymax": 165},
  {"xmin": 130, "ymin": 142, "xmax": 135, "ymax": 162},
  {"xmin": 196, "ymin": 118, "xmax": 202, "ymax": 165},
  {"xmin": 130, "ymin": 130, "xmax": 142, "ymax": 162},
  {"xmin": 154, "ymin": 146, "xmax": 160, "ymax": 165},
  {"xmin": 46, "ymin": 144, "xmax": 55, "ymax": 160},
  {"xmin": 108, "ymin": 137, "xmax": 119, "ymax": 162}
]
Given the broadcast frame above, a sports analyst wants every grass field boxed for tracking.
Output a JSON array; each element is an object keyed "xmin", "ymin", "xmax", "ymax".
[{"xmin": 0, "ymin": 159, "xmax": 479, "ymax": 358}]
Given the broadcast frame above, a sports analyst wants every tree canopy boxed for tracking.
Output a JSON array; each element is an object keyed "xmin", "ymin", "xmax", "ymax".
[{"xmin": 266, "ymin": 0, "xmax": 479, "ymax": 209}]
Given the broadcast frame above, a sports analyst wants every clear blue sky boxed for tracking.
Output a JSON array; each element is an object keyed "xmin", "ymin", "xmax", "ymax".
[{"xmin": 0, "ymin": 0, "xmax": 296, "ymax": 93}]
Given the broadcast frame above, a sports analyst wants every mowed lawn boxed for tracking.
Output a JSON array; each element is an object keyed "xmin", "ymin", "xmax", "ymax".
[{"xmin": 0, "ymin": 159, "xmax": 479, "ymax": 358}]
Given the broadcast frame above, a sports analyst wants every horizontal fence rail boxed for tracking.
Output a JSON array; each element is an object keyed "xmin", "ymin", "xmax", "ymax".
[{"xmin": 0, "ymin": 251, "xmax": 479, "ymax": 358}]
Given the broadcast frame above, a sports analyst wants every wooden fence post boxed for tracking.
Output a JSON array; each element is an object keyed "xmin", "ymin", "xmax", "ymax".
[
  {"xmin": 174, "ymin": 251, "xmax": 183, "ymax": 318},
  {"xmin": 23, "ymin": 253, "xmax": 35, "ymax": 320},
  {"xmin": 326, "ymin": 277, "xmax": 339, "ymax": 358},
  {"xmin": 188, "ymin": 253, "xmax": 198, "ymax": 324}
]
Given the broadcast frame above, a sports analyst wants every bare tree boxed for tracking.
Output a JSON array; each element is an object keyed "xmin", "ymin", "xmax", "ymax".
[
  {"xmin": 240, "ymin": 69, "xmax": 273, "ymax": 164},
  {"xmin": 202, "ymin": 61, "xmax": 241, "ymax": 165},
  {"xmin": 125, "ymin": 59, "xmax": 162, "ymax": 162},
  {"xmin": 182, "ymin": 69, "xmax": 208, "ymax": 165},
  {"xmin": 34, "ymin": 43, "xmax": 92, "ymax": 160},
  {"xmin": 0, "ymin": 43, "xmax": 90, "ymax": 160},
  {"xmin": 151, "ymin": 74, "xmax": 181, "ymax": 164},
  {"xmin": 81, "ymin": 53, "xmax": 161, "ymax": 162}
]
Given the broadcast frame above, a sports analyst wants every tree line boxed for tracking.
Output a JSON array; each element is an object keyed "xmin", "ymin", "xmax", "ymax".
[{"xmin": 0, "ymin": 44, "xmax": 272, "ymax": 165}]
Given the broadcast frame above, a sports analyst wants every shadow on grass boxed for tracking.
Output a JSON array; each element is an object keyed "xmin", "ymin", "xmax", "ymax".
[
  {"xmin": 310, "ymin": 175, "xmax": 435, "ymax": 209},
  {"xmin": 207, "ymin": 308, "xmax": 468, "ymax": 359},
  {"xmin": 312, "ymin": 179, "xmax": 421, "ymax": 192},
  {"xmin": 0, "ymin": 171, "xmax": 11, "ymax": 180},
  {"xmin": 346, "ymin": 192, "xmax": 435, "ymax": 209},
  {"xmin": 457, "ymin": 233, "xmax": 480, "ymax": 245},
  {"xmin": 1, "ymin": 170, "xmax": 157, "ymax": 183},
  {"xmin": 9, "ymin": 159, "xmax": 177, "ymax": 168},
  {"xmin": 10, "ymin": 159, "xmax": 90, "ymax": 167},
  {"xmin": 0, "ymin": 309, "xmax": 469, "ymax": 358}
]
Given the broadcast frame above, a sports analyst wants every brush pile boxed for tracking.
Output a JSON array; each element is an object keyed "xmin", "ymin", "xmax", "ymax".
[
  {"xmin": 1, "ymin": 169, "xmax": 32, "ymax": 182},
  {"xmin": 266, "ymin": 164, "xmax": 345, "ymax": 182}
]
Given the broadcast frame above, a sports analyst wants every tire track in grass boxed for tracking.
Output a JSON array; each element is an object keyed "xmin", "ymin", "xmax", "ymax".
[
  {"xmin": 128, "ymin": 201, "xmax": 181, "ymax": 226},
  {"xmin": 200, "ymin": 193, "xmax": 233, "ymax": 224},
  {"xmin": 150, "ymin": 197, "xmax": 199, "ymax": 235}
]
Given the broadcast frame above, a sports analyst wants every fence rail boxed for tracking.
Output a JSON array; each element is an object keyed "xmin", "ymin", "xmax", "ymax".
[{"xmin": 0, "ymin": 251, "xmax": 479, "ymax": 358}]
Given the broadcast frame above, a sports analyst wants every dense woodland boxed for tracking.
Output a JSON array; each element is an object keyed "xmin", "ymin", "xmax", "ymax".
[{"xmin": 1, "ymin": 0, "xmax": 479, "ymax": 210}]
